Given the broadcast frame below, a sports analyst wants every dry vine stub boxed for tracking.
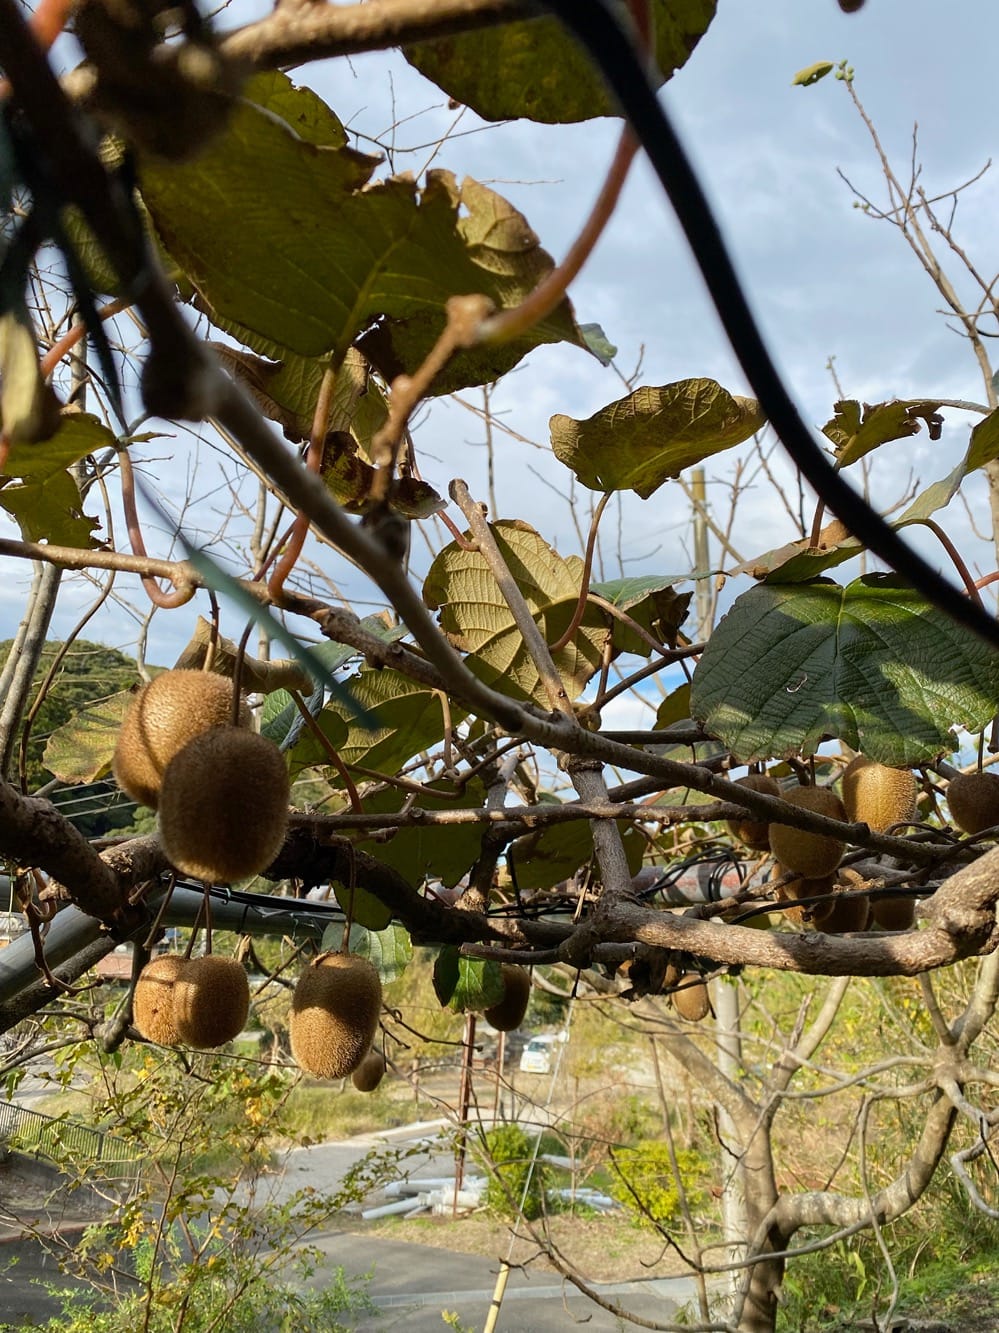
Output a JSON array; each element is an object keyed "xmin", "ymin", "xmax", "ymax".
[
  {"xmin": 726, "ymin": 771, "xmax": 781, "ymax": 851},
  {"xmin": 841, "ymin": 755, "xmax": 918, "ymax": 831},
  {"xmin": 158, "ymin": 727, "xmax": 290, "ymax": 883},
  {"xmin": 483, "ymin": 963, "xmax": 531, "ymax": 1031},
  {"xmin": 946, "ymin": 771, "xmax": 999, "ymax": 835},
  {"xmin": 351, "ymin": 1049, "xmax": 386, "ymax": 1092},
  {"xmin": 133, "ymin": 954, "xmax": 189, "ymax": 1044},
  {"xmin": 173, "ymin": 955, "xmax": 250, "ymax": 1049},
  {"xmin": 290, "ymin": 952, "xmax": 382, "ymax": 1080},
  {"xmin": 113, "ymin": 668, "xmax": 250, "ymax": 809},
  {"xmin": 768, "ymin": 784, "xmax": 847, "ymax": 878}
]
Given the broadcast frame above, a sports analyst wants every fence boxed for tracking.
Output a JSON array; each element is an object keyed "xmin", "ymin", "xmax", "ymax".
[{"xmin": 0, "ymin": 1099, "xmax": 141, "ymax": 1185}]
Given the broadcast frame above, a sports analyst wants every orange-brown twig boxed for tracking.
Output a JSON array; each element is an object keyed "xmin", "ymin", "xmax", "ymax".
[{"xmin": 118, "ymin": 448, "xmax": 196, "ymax": 608}]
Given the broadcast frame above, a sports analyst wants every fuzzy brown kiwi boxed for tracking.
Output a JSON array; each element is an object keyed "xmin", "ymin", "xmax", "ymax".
[
  {"xmin": 351, "ymin": 1049, "xmax": 386, "ymax": 1093},
  {"xmin": 870, "ymin": 894, "xmax": 916, "ymax": 931},
  {"xmin": 158, "ymin": 728, "xmax": 290, "ymax": 883},
  {"xmin": 946, "ymin": 772, "xmax": 999, "ymax": 835},
  {"xmin": 672, "ymin": 974, "xmax": 710, "ymax": 1022},
  {"xmin": 290, "ymin": 952, "xmax": 382, "ymax": 1080},
  {"xmin": 772, "ymin": 866, "xmax": 836, "ymax": 928},
  {"xmin": 483, "ymin": 964, "xmax": 531, "ymax": 1032},
  {"xmin": 818, "ymin": 867, "xmax": 871, "ymax": 935},
  {"xmin": 768, "ymin": 785, "xmax": 847, "ymax": 878},
  {"xmin": 133, "ymin": 955, "xmax": 189, "ymax": 1045},
  {"xmin": 841, "ymin": 756, "xmax": 918, "ymax": 832},
  {"xmin": 114, "ymin": 669, "xmax": 250, "ymax": 809},
  {"xmin": 172, "ymin": 955, "xmax": 250, "ymax": 1048},
  {"xmin": 726, "ymin": 773, "xmax": 781, "ymax": 851}
]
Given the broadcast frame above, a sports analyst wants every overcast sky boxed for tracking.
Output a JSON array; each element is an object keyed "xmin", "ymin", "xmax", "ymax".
[{"xmin": 6, "ymin": 0, "xmax": 999, "ymax": 712}]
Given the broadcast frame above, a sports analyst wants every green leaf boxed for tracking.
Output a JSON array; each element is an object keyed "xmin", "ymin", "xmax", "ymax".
[
  {"xmin": 0, "ymin": 471, "xmax": 98, "ymax": 546},
  {"xmin": 0, "ymin": 306, "xmax": 61, "ymax": 445},
  {"xmin": 320, "ymin": 432, "xmax": 444, "ymax": 518},
  {"xmin": 138, "ymin": 74, "xmax": 583, "ymax": 378},
  {"xmin": 448, "ymin": 957, "xmax": 505, "ymax": 1014},
  {"xmin": 332, "ymin": 883, "xmax": 393, "ymax": 932},
  {"xmin": 43, "ymin": 690, "xmax": 133, "ymax": 785},
  {"xmin": 423, "ymin": 520, "xmax": 606, "ymax": 705},
  {"xmin": 433, "ymin": 945, "xmax": 461, "ymax": 1006},
  {"xmin": 792, "ymin": 60, "xmax": 836, "ymax": 87},
  {"xmin": 509, "ymin": 813, "xmax": 644, "ymax": 891},
  {"xmin": 550, "ymin": 379, "xmax": 764, "ymax": 497},
  {"xmin": 356, "ymin": 780, "xmax": 488, "ymax": 888},
  {"xmin": 290, "ymin": 668, "xmax": 460, "ymax": 782},
  {"xmin": 689, "ymin": 575, "xmax": 999, "ymax": 765},
  {"xmin": 404, "ymin": 0, "xmax": 716, "ymax": 123},
  {"xmin": 580, "ymin": 323, "xmax": 617, "ymax": 366},
  {"xmin": 347, "ymin": 922, "xmax": 412, "ymax": 984},
  {"xmin": 654, "ymin": 682, "xmax": 692, "ymax": 729},
  {"xmin": 741, "ymin": 407, "xmax": 999, "ymax": 582},
  {"xmin": 590, "ymin": 575, "xmax": 691, "ymax": 656},
  {"xmin": 821, "ymin": 398, "xmax": 943, "ymax": 468}
]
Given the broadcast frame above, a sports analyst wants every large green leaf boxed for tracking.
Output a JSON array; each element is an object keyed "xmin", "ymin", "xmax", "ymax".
[
  {"xmin": 740, "ymin": 407, "xmax": 999, "ymax": 582},
  {"xmin": 550, "ymin": 379, "xmax": 764, "ymax": 497},
  {"xmin": 423, "ymin": 520, "xmax": 607, "ymax": 705},
  {"xmin": 448, "ymin": 955, "xmax": 505, "ymax": 1014},
  {"xmin": 404, "ymin": 0, "xmax": 716, "ymax": 123},
  {"xmin": 356, "ymin": 780, "xmax": 488, "ymax": 889},
  {"xmin": 509, "ymin": 813, "xmax": 645, "ymax": 891},
  {"xmin": 590, "ymin": 575, "xmax": 691, "ymax": 656},
  {"xmin": 290, "ymin": 668, "xmax": 462, "ymax": 782},
  {"xmin": 43, "ymin": 690, "xmax": 133, "ymax": 784},
  {"xmin": 689, "ymin": 575, "xmax": 999, "ymax": 765},
  {"xmin": 332, "ymin": 883, "xmax": 393, "ymax": 932},
  {"xmin": 821, "ymin": 398, "xmax": 943, "ymax": 468},
  {"xmin": 139, "ymin": 74, "xmax": 583, "ymax": 377},
  {"xmin": 0, "ymin": 472, "xmax": 98, "ymax": 546}
]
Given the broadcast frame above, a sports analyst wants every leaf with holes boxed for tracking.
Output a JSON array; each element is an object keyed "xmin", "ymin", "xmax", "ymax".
[
  {"xmin": 423, "ymin": 520, "xmax": 607, "ymax": 704},
  {"xmin": 551, "ymin": 380, "xmax": 763, "ymax": 498},
  {"xmin": 822, "ymin": 399, "xmax": 943, "ymax": 468},
  {"xmin": 689, "ymin": 575, "xmax": 999, "ymax": 765},
  {"xmin": 405, "ymin": 0, "xmax": 715, "ymax": 123}
]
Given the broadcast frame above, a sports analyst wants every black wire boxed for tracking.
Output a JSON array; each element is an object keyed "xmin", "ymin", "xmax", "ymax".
[{"xmin": 538, "ymin": 0, "xmax": 999, "ymax": 651}]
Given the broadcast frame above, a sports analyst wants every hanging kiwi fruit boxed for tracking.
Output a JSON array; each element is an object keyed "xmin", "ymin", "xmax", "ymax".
[
  {"xmin": 768, "ymin": 784, "xmax": 847, "ymax": 878},
  {"xmin": 772, "ymin": 867, "xmax": 836, "ymax": 928},
  {"xmin": 158, "ymin": 727, "xmax": 290, "ymax": 883},
  {"xmin": 483, "ymin": 964, "xmax": 531, "ymax": 1032},
  {"xmin": 671, "ymin": 973, "xmax": 711, "ymax": 1022},
  {"xmin": 290, "ymin": 952, "xmax": 383, "ymax": 1081},
  {"xmin": 819, "ymin": 868, "xmax": 871, "ymax": 934},
  {"xmin": 841, "ymin": 756, "xmax": 918, "ymax": 832},
  {"xmin": 173, "ymin": 955, "xmax": 251, "ymax": 1048},
  {"xmin": 946, "ymin": 771, "xmax": 999, "ymax": 835},
  {"xmin": 113, "ymin": 668, "xmax": 250, "ymax": 809},
  {"xmin": 726, "ymin": 772, "xmax": 781, "ymax": 851},
  {"xmin": 352, "ymin": 1049, "xmax": 387, "ymax": 1093},
  {"xmin": 133, "ymin": 954, "xmax": 189, "ymax": 1045}
]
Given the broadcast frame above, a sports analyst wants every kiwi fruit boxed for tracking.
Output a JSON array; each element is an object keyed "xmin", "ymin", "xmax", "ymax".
[
  {"xmin": 772, "ymin": 867, "xmax": 836, "ymax": 928},
  {"xmin": 672, "ymin": 974, "xmax": 710, "ymax": 1022},
  {"xmin": 841, "ymin": 756, "xmax": 918, "ymax": 832},
  {"xmin": 173, "ymin": 955, "xmax": 250, "ymax": 1048},
  {"xmin": 158, "ymin": 728, "xmax": 290, "ymax": 883},
  {"xmin": 946, "ymin": 771, "xmax": 999, "ymax": 835},
  {"xmin": 483, "ymin": 964, "xmax": 531, "ymax": 1032},
  {"xmin": 870, "ymin": 894, "xmax": 916, "ymax": 931},
  {"xmin": 768, "ymin": 784, "xmax": 847, "ymax": 878},
  {"xmin": 726, "ymin": 773, "xmax": 781, "ymax": 851},
  {"xmin": 351, "ymin": 1049, "xmax": 386, "ymax": 1093},
  {"xmin": 290, "ymin": 952, "xmax": 382, "ymax": 1081},
  {"xmin": 114, "ymin": 669, "xmax": 250, "ymax": 809},
  {"xmin": 133, "ymin": 954, "xmax": 189, "ymax": 1045},
  {"xmin": 819, "ymin": 868, "xmax": 871, "ymax": 934}
]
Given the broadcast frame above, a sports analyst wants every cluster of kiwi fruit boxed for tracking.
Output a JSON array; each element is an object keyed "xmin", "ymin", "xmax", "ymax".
[
  {"xmin": 290, "ymin": 951, "xmax": 384, "ymax": 1083},
  {"xmin": 727, "ymin": 757, "xmax": 919, "ymax": 934},
  {"xmin": 113, "ymin": 668, "xmax": 290, "ymax": 883},
  {"xmin": 133, "ymin": 953, "xmax": 250, "ymax": 1048}
]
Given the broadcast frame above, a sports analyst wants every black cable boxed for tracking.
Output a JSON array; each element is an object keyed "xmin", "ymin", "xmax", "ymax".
[{"xmin": 539, "ymin": 0, "xmax": 999, "ymax": 650}]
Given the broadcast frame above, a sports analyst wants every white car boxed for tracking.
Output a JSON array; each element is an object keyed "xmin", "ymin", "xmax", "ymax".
[{"xmin": 519, "ymin": 1036, "xmax": 557, "ymax": 1074}]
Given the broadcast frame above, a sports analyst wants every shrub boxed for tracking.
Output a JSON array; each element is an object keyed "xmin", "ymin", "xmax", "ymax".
[
  {"xmin": 609, "ymin": 1140, "xmax": 709, "ymax": 1230},
  {"xmin": 480, "ymin": 1124, "xmax": 549, "ymax": 1221}
]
